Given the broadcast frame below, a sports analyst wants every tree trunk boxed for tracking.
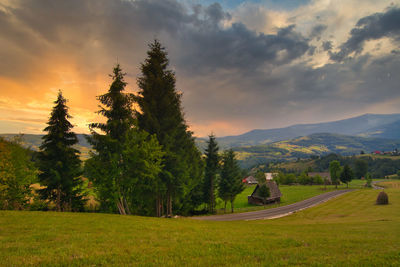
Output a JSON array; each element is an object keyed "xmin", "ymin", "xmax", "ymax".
[
  {"xmin": 231, "ymin": 199, "xmax": 234, "ymax": 213},
  {"xmin": 161, "ymin": 197, "xmax": 164, "ymax": 217},
  {"xmin": 210, "ymin": 177, "xmax": 214, "ymax": 213},
  {"xmin": 117, "ymin": 198, "xmax": 126, "ymax": 215},
  {"xmin": 169, "ymin": 194, "xmax": 173, "ymax": 217},
  {"xmin": 123, "ymin": 197, "xmax": 131, "ymax": 215},
  {"xmin": 166, "ymin": 191, "xmax": 172, "ymax": 217},
  {"xmin": 156, "ymin": 194, "xmax": 161, "ymax": 217},
  {"xmin": 224, "ymin": 201, "xmax": 227, "ymax": 213},
  {"xmin": 56, "ymin": 186, "xmax": 61, "ymax": 212}
]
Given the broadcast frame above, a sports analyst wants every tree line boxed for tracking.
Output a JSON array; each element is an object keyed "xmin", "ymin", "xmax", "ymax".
[{"xmin": 0, "ymin": 40, "xmax": 244, "ymax": 216}]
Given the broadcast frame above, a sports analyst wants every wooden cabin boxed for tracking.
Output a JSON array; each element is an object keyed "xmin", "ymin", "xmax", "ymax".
[{"xmin": 248, "ymin": 180, "xmax": 282, "ymax": 205}]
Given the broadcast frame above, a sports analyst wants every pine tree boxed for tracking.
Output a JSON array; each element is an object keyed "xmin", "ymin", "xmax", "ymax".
[
  {"xmin": 203, "ymin": 134, "xmax": 219, "ymax": 213},
  {"xmin": 87, "ymin": 64, "xmax": 164, "ymax": 215},
  {"xmin": 37, "ymin": 91, "xmax": 84, "ymax": 211},
  {"xmin": 136, "ymin": 40, "xmax": 202, "ymax": 216},
  {"xmin": 218, "ymin": 150, "xmax": 244, "ymax": 213}
]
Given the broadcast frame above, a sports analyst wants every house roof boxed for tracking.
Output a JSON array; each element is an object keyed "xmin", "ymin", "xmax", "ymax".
[
  {"xmin": 265, "ymin": 173, "xmax": 277, "ymax": 180},
  {"xmin": 244, "ymin": 176, "xmax": 258, "ymax": 184},
  {"xmin": 251, "ymin": 180, "xmax": 282, "ymax": 200}
]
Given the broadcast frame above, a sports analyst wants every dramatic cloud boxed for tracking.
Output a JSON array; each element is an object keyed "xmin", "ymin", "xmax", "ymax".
[
  {"xmin": 309, "ymin": 24, "xmax": 327, "ymax": 40},
  {"xmin": 330, "ymin": 6, "xmax": 400, "ymax": 61},
  {"xmin": 0, "ymin": 0, "xmax": 399, "ymax": 136}
]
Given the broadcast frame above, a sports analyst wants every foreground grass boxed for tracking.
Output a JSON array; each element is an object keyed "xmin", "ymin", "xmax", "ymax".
[
  {"xmin": 214, "ymin": 179, "xmax": 374, "ymax": 213},
  {"xmin": 1, "ymin": 182, "xmax": 399, "ymax": 266}
]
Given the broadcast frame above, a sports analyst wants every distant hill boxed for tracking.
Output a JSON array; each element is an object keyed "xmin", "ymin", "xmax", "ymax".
[
  {"xmin": 215, "ymin": 113, "xmax": 400, "ymax": 148},
  {"xmin": 233, "ymin": 133, "xmax": 400, "ymax": 168},
  {"xmin": 3, "ymin": 113, "xmax": 400, "ymax": 166},
  {"xmin": 0, "ymin": 134, "xmax": 91, "ymax": 159}
]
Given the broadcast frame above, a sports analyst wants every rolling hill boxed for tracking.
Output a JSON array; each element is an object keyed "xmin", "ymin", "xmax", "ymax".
[
  {"xmin": 233, "ymin": 133, "xmax": 400, "ymax": 168},
  {"xmin": 214, "ymin": 113, "xmax": 400, "ymax": 148},
  {"xmin": 0, "ymin": 134, "xmax": 91, "ymax": 159}
]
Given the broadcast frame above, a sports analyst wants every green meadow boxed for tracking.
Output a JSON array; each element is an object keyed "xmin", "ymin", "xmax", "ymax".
[
  {"xmin": 1, "ymin": 181, "xmax": 399, "ymax": 266},
  {"xmin": 213, "ymin": 179, "xmax": 370, "ymax": 213}
]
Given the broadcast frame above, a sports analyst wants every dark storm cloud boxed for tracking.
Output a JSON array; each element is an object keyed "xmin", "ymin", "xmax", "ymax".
[
  {"xmin": 1, "ymin": 0, "xmax": 311, "ymax": 76},
  {"xmin": 178, "ymin": 23, "xmax": 311, "ymax": 73},
  {"xmin": 330, "ymin": 6, "xmax": 400, "ymax": 62},
  {"xmin": 182, "ymin": 43, "xmax": 400, "ymax": 129},
  {"xmin": 322, "ymin": 41, "xmax": 333, "ymax": 51},
  {"xmin": 309, "ymin": 24, "xmax": 327, "ymax": 40}
]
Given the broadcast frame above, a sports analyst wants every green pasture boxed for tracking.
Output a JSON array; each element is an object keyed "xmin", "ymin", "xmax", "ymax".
[
  {"xmin": 1, "ymin": 181, "xmax": 399, "ymax": 266},
  {"xmin": 213, "ymin": 179, "xmax": 374, "ymax": 213}
]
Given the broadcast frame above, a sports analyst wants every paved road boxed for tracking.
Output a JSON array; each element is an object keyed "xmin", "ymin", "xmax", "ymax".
[
  {"xmin": 193, "ymin": 189, "xmax": 353, "ymax": 221},
  {"xmin": 372, "ymin": 181, "xmax": 384, "ymax": 190}
]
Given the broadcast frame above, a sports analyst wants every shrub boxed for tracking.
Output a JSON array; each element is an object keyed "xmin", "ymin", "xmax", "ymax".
[{"xmin": 376, "ymin": 191, "xmax": 389, "ymax": 205}]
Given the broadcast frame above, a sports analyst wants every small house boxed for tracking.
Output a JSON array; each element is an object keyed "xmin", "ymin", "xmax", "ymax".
[
  {"xmin": 248, "ymin": 180, "xmax": 282, "ymax": 205},
  {"xmin": 243, "ymin": 176, "xmax": 258, "ymax": 184}
]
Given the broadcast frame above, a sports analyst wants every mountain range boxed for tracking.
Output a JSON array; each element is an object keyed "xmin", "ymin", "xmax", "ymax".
[
  {"xmin": 211, "ymin": 113, "xmax": 400, "ymax": 148},
  {"xmin": 2, "ymin": 113, "xmax": 400, "ymax": 166}
]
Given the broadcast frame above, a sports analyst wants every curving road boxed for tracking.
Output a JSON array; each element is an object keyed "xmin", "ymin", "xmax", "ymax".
[
  {"xmin": 372, "ymin": 181, "xmax": 384, "ymax": 190},
  {"xmin": 193, "ymin": 189, "xmax": 353, "ymax": 221}
]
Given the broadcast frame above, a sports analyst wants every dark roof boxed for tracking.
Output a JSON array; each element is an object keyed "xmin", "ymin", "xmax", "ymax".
[
  {"xmin": 251, "ymin": 180, "xmax": 282, "ymax": 200},
  {"xmin": 244, "ymin": 176, "xmax": 258, "ymax": 184}
]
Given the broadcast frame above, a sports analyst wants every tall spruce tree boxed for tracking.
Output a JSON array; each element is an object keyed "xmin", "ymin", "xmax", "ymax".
[
  {"xmin": 88, "ymin": 64, "xmax": 133, "ymax": 214},
  {"xmin": 136, "ymin": 40, "xmax": 202, "ymax": 217},
  {"xmin": 203, "ymin": 134, "xmax": 219, "ymax": 213},
  {"xmin": 87, "ymin": 64, "xmax": 164, "ymax": 215},
  {"xmin": 37, "ymin": 91, "xmax": 84, "ymax": 211},
  {"xmin": 218, "ymin": 150, "xmax": 244, "ymax": 213}
]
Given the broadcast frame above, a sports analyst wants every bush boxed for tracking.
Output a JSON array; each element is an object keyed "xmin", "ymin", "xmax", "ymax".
[
  {"xmin": 29, "ymin": 198, "xmax": 49, "ymax": 211},
  {"xmin": 376, "ymin": 191, "xmax": 389, "ymax": 205}
]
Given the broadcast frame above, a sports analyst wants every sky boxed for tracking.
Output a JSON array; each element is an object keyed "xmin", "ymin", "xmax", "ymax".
[{"xmin": 0, "ymin": 0, "xmax": 399, "ymax": 137}]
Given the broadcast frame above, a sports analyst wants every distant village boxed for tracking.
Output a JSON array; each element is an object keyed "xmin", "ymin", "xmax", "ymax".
[{"xmin": 371, "ymin": 148, "xmax": 400, "ymax": 156}]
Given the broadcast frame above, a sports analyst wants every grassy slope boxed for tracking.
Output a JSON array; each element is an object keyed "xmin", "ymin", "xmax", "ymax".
[{"xmin": 1, "ymin": 182, "xmax": 399, "ymax": 266}]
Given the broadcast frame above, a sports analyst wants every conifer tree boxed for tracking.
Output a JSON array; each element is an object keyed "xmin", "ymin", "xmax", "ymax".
[
  {"xmin": 203, "ymin": 134, "xmax": 219, "ymax": 213},
  {"xmin": 136, "ymin": 40, "xmax": 202, "ymax": 216},
  {"xmin": 37, "ymin": 91, "xmax": 84, "ymax": 211},
  {"xmin": 87, "ymin": 64, "xmax": 164, "ymax": 215},
  {"xmin": 88, "ymin": 64, "xmax": 133, "ymax": 214},
  {"xmin": 218, "ymin": 150, "xmax": 244, "ymax": 213}
]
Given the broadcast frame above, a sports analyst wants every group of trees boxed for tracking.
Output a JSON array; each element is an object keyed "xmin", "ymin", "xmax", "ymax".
[
  {"xmin": 273, "ymin": 172, "xmax": 326, "ymax": 185},
  {"xmin": 306, "ymin": 153, "xmax": 398, "ymax": 178},
  {"xmin": 202, "ymin": 135, "xmax": 244, "ymax": 213},
  {"xmin": 329, "ymin": 160, "xmax": 354, "ymax": 188},
  {"xmin": 0, "ymin": 40, "xmax": 246, "ymax": 216},
  {"xmin": 69, "ymin": 40, "xmax": 203, "ymax": 216}
]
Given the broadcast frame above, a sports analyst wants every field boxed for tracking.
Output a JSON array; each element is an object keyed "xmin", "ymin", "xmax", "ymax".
[
  {"xmin": 213, "ymin": 179, "xmax": 370, "ymax": 213},
  {"xmin": 1, "ymin": 181, "xmax": 399, "ymax": 266}
]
